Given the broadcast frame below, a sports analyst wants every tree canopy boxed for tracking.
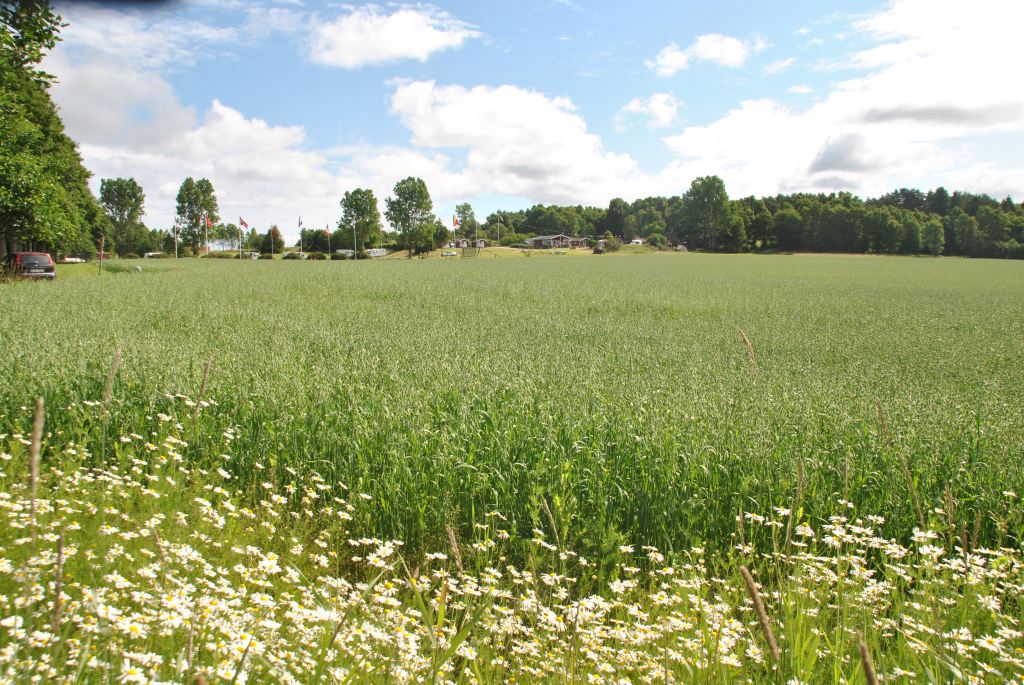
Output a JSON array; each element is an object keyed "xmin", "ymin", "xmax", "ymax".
[
  {"xmin": 0, "ymin": 1, "xmax": 105, "ymax": 257},
  {"xmin": 174, "ymin": 177, "xmax": 219, "ymax": 254},
  {"xmin": 385, "ymin": 177, "xmax": 434, "ymax": 256}
]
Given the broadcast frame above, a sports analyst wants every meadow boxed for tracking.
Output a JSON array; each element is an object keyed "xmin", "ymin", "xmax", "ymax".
[{"xmin": 1, "ymin": 252, "xmax": 1023, "ymax": 682}]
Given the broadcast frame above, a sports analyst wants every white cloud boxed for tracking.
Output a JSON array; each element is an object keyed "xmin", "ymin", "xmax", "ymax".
[
  {"xmin": 764, "ymin": 57, "xmax": 796, "ymax": 74},
  {"xmin": 388, "ymin": 80, "xmax": 645, "ymax": 204},
  {"xmin": 53, "ymin": 3, "xmax": 238, "ymax": 70},
  {"xmin": 661, "ymin": 0, "xmax": 1024, "ymax": 198},
  {"xmin": 787, "ymin": 85, "xmax": 813, "ymax": 94},
  {"xmin": 614, "ymin": 93, "xmax": 681, "ymax": 131},
  {"xmin": 310, "ymin": 5, "xmax": 480, "ymax": 68},
  {"xmin": 646, "ymin": 33, "xmax": 759, "ymax": 77}
]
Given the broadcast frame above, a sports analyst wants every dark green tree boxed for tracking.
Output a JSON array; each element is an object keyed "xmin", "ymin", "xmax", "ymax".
[
  {"xmin": 260, "ymin": 225, "xmax": 284, "ymax": 254},
  {"xmin": 605, "ymin": 198, "xmax": 628, "ymax": 237},
  {"xmin": 384, "ymin": 177, "xmax": 433, "ymax": 258},
  {"xmin": 898, "ymin": 211, "xmax": 923, "ymax": 254},
  {"xmin": 339, "ymin": 188, "xmax": 383, "ymax": 251},
  {"xmin": 773, "ymin": 206, "xmax": 804, "ymax": 250},
  {"xmin": 99, "ymin": 178, "xmax": 147, "ymax": 256},
  {"xmin": 681, "ymin": 176, "xmax": 731, "ymax": 250},
  {"xmin": 945, "ymin": 207, "xmax": 981, "ymax": 257},
  {"xmin": 174, "ymin": 177, "xmax": 219, "ymax": 254},
  {"xmin": 921, "ymin": 214, "xmax": 944, "ymax": 255},
  {"xmin": 1, "ymin": 1, "xmax": 105, "ymax": 257},
  {"xmin": 865, "ymin": 207, "xmax": 904, "ymax": 253},
  {"xmin": 454, "ymin": 202, "xmax": 478, "ymax": 238}
]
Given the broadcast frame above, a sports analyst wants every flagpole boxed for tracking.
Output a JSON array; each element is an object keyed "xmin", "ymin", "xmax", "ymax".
[
  {"xmin": 326, "ymin": 224, "xmax": 331, "ymax": 255},
  {"xmin": 203, "ymin": 211, "xmax": 208, "ymax": 256},
  {"xmin": 173, "ymin": 219, "xmax": 179, "ymax": 258}
]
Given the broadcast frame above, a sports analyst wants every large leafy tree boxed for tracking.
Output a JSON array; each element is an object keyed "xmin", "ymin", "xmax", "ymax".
[
  {"xmin": 260, "ymin": 225, "xmax": 284, "ymax": 254},
  {"xmin": 921, "ymin": 214, "xmax": 944, "ymax": 255},
  {"xmin": 945, "ymin": 207, "xmax": 982, "ymax": 257},
  {"xmin": 174, "ymin": 177, "xmax": 219, "ymax": 254},
  {"xmin": 99, "ymin": 177, "xmax": 147, "ymax": 256},
  {"xmin": 605, "ymin": 198, "xmax": 627, "ymax": 238},
  {"xmin": 1, "ymin": 1, "xmax": 104, "ymax": 257},
  {"xmin": 338, "ymin": 188, "xmax": 383, "ymax": 250},
  {"xmin": 454, "ymin": 202, "xmax": 478, "ymax": 238},
  {"xmin": 681, "ymin": 176, "xmax": 731, "ymax": 250},
  {"xmin": 385, "ymin": 177, "xmax": 433, "ymax": 257}
]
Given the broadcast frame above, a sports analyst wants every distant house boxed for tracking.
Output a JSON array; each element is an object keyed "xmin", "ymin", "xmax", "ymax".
[
  {"xmin": 448, "ymin": 238, "xmax": 469, "ymax": 248},
  {"xmin": 524, "ymin": 234, "xmax": 587, "ymax": 249},
  {"xmin": 630, "ymin": 238, "xmax": 645, "ymax": 245},
  {"xmin": 365, "ymin": 248, "xmax": 387, "ymax": 258},
  {"xmin": 474, "ymin": 238, "xmax": 487, "ymax": 248}
]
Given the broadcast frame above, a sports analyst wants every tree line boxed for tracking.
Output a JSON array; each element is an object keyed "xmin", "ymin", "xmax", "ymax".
[{"xmin": 473, "ymin": 178, "xmax": 1024, "ymax": 259}]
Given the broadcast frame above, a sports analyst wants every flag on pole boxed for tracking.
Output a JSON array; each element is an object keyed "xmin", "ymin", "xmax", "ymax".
[
  {"xmin": 298, "ymin": 216, "xmax": 303, "ymax": 228},
  {"xmin": 239, "ymin": 217, "xmax": 248, "ymax": 228},
  {"xmin": 452, "ymin": 215, "xmax": 460, "ymax": 227},
  {"xmin": 206, "ymin": 214, "xmax": 214, "ymax": 229}
]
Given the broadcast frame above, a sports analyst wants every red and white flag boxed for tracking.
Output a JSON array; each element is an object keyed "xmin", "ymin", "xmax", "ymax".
[
  {"xmin": 452, "ymin": 215, "xmax": 460, "ymax": 227},
  {"xmin": 239, "ymin": 217, "xmax": 248, "ymax": 228},
  {"xmin": 205, "ymin": 215, "xmax": 214, "ymax": 229}
]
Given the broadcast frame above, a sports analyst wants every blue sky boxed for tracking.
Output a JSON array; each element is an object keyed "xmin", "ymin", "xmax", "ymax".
[{"xmin": 47, "ymin": 0, "xmax": 1024, "ymax": 240}]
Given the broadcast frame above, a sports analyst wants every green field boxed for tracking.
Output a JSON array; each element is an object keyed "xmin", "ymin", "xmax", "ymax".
[{"xmin": 2, "ymin": 253, "xmax": 1024, "ymax": 682}]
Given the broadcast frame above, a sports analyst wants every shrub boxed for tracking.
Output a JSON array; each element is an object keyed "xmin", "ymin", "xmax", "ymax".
[
  {"xmin": 307, "ymin": 252, "xmax": 326, "ymax": 261},
  {"xmin": 647, "ymin": 233, "xmax": 668, "ymax": 249},
  {"xmin": 258, "ymin": 253, "xmax": 274, "ymax": 260},
  {"xmin": 283, "ymin": 252, "xmax": 300, "ymax": 260},
  {"xmin": 123, "ymin": 252, "xmax": 141, "ymax": 260},
  {"xmin": 331, "ymin": 253, "xmax": 347, "ymax": 260},
  {"xmin": 356, "ymin": 249, "xmax": 369, "ymax": 260},
  {"xmin": 605, "ymin": 237, "xmax": 623, "ymax": 252}
]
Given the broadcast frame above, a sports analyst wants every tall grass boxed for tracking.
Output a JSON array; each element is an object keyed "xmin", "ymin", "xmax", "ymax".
[{"xmin": 1, "ymin": 253, "xmax": 1022, "ymax": 561}]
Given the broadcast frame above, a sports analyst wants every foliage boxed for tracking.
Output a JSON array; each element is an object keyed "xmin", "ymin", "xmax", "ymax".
[
  {"xmin": 174, "ymin": 177, "xmax": 219, "ymax": 254},
  {"xmin": 384, "ymin": 177, "xmax": 433, "ymax": 257},
  {"xmin": 680, "ymin": 175, "xmax": 732, "ymax": 250},
  {"xmin": 0, "ymin": 1, "xmax": 105, "ymax": 257},
  {"xmin": 646, "ymin": 231, "xmax": 668, "ymax": 249},
  {"xmin": 601, "ymin": 231, "xmax": 622, "ymax": 251},
  {"xmin": 99, "ymin": 177, "xmax": 148, "ymax": 256},
  {"xmin": 454, "ymin": 201, "xmax": 478, "ymax": 238},
  {"xmin": 338, "ymin": 187, "xmax": 383, "ymax": 250},
  {"xmin": 259, "ymin": 225, "xmax": 284, "ymax": 254}
]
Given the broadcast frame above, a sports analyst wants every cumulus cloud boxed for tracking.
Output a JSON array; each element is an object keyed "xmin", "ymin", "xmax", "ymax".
[
  {"xmin": 614, "ymin": 93, "xmax": 682, "ymax": 130},
  {"xmin": 662, "ymin": 0, "xmax": 1024, "ymax": 198},
  {"xmin": 787, "ymin": 85, "xmax": 813, "ymax": 94},
  {"xmin": 646, "ymin": 33, "xmax": 761, "ymax": 77},
  {"xmin": 310, "ymin": 5, "xmax": 480, "ymax": 68},
  {"xmin": 388, "ymin": 80, "xmax": 645, "ymax": 204}
]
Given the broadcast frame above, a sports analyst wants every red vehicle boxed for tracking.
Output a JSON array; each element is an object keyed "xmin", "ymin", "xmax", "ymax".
[{"xmin": 2, "ymin": 252, "xmax": 57, "ymax": 280}]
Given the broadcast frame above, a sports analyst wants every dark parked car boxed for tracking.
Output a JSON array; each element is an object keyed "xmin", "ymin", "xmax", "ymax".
[{"xmin": 2, "ymin": 252, "xmax": 57, "ymax": 280}]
